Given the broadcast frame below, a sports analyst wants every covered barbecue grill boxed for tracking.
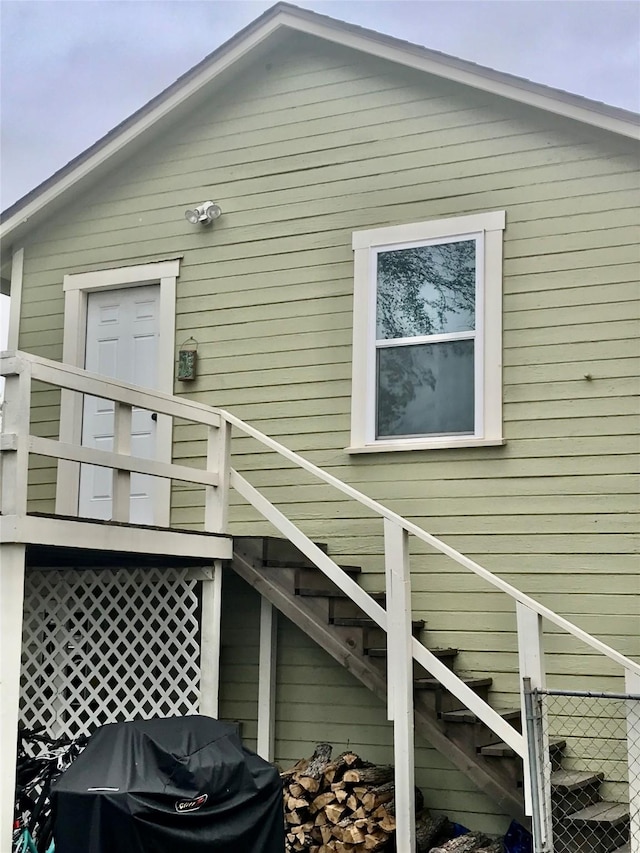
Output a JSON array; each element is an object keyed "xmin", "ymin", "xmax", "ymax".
[{"xmin": 52, "ymin": 716, "xmax": 284, "ymax": 852}]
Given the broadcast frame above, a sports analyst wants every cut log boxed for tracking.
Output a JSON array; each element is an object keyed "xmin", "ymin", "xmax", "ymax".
[
  {"xmin": 343, "ymin": 823, "xmax": 366, "ymax": 844},
  {"xmin": 363, "ymin": 830, "xmax": 391, "ymax": 851},
  {"xmin": 306, "ymin": 742, "xmax": 334, "ymax": 778},
  {"xmin": 310, "ymin": 791, "xmax": 337, "ymax": 813},
  {"xmin": 430, "ymin": 832, "xmax": 493, "ymax": 853},
  {"xmin": 287, "ymin": 795, "xmax": 309, "ymax": 810},
  {"xmin": 415, "ymin": 810, "xmax": 449, "ymax": 853},
  {"xmin": 346, "ymin": 793, "xmax": 358, "ymax": 811},
  {"xmin": 378, "ymin": 811, "xmax": 396, "ymax": 833},
  {"xmin": 289, "ymin": 782, "xmax": 305, "ymax": 798},
  {"xmin": 285, "ymin": 809, "xmax": 304, "ymax": 825},
  {"xmin": 361, "ymin": 788, "xmax": 394, "ymax": 812},
  {"xmin": 342, "ymin": 765, "xmax": 394, "ymax": 785},
  {"xmin": 325, "ymin": 803, "xmax": 347, "ymax": 824},
  {"xmin": 297, "ymin": 775, "xmax": 321, "ymax": 793},
  {"xmin": 281, "ymin": 758, "xmax": 309, "ymax": 780}
]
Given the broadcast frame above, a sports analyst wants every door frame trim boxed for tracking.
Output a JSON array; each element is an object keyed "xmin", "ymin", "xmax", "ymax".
[{"xmin": 56, "ymin": 259, "xmax": 180, "ymax": 524}]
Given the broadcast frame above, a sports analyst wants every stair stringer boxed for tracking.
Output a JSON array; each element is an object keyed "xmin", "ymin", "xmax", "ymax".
[{"xmin": 231, "ymin": 546, "xmax": 528, "ymax": 825}]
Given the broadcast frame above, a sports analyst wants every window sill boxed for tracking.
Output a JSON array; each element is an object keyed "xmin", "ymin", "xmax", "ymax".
[{"xmin": 345, "ymin": 437, "xmax": 506, "ymax": 454}]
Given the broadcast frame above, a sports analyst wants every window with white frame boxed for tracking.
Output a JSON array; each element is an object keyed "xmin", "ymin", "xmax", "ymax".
[{"xmin": 350, "ymin": 211, "xmax": 505, "ymax": 452}]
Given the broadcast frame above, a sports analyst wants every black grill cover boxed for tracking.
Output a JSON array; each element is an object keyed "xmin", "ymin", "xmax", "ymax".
[{"xmin": 52, "ymin": 716, "xmax": 284, "ymax": 853}]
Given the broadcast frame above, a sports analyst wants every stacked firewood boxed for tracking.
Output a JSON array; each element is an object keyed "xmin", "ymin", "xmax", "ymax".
[
  {"xmin": 281, "ymin": 744, "xmax": 398, "ymax": 852},
  {"xmin": 281, "ymin": 744, "xmax": 506, "ymax": 853}
]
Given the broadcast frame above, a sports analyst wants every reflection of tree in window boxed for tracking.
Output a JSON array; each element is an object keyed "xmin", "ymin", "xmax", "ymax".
[
  {"xmin": 376, "ymin": 240, "xmax": 476, "ymax": 437},
  {"xmin": 377, "ymin": 240, "xmax": 476, "ymax": 339}
]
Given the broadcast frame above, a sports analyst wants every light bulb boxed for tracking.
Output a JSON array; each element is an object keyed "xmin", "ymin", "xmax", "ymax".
[{"xmin": 204, "ymin": 203, "xmax": 222, "ymax": 221}]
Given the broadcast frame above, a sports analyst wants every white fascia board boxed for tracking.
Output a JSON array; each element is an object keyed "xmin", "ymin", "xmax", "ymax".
[{"xmin": 280, "ymin": 12, "xmax": 640, "ymax": 141}]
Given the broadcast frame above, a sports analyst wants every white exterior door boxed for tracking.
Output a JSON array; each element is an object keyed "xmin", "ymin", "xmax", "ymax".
[{"xmin": 79, "ymin": 285, "xmax": 160, "ymax": 524}]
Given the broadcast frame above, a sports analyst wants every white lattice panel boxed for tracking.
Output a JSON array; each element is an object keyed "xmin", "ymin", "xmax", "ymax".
[{"xmin": 20, "ymin": 566, "xmax": 201, "ymax": 738}]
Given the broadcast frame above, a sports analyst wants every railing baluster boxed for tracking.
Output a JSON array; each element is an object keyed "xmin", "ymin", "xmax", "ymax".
[
  {"xmin": 112, "ymin": 400, "xmax": 132, "ymax": 522},
  {"xmin": 384, "ymin": 518, "xmax": 416, "ymax": 853},
  {"xmin": 56, "ymin": 387, "xmax": 83, "ymax": 515}
]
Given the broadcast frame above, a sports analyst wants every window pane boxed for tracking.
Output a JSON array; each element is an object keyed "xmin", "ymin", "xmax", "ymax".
[
  {"xmin": 376, "ymin": 240, "xmax": 476, "ymax": 339},
  {"xmin": 376, "ymin": 340, "xmax": 474, "ymax": 438}
]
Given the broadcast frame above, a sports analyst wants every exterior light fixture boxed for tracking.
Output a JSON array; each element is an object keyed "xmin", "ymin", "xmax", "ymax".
[{"xmin": 185, "ymin": 201, "xmax": 222, "ymax": 225}]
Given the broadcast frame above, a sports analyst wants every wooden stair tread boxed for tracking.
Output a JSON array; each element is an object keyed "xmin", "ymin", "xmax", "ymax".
[
  {"xmin": 332, "ymin": 616, "xmax": 425, "ymax": 630},
  {"xmin": 551, "ymin": 769, "xmax": 604, "ymax": 791},
  {"xmin": 297, "ymin": 587, "xmax": 385, "ymax": 600},
  {"xmin": 233, "ymin": 535, "xmax": 329, "ymax": 568},
  {"xmin": 480, "ymin": 737, "xmax": 565, "ymax": 758},
  {"xmin": 292, "ymin": 564, "xmax": 362, "ymax": 574},
  {"xmin": 414, "ymin": 676, "xmax": 492, "ymax": 691},
  {"xmin": 443, "ymin": 707, "xmax": 520, "ymax": 725},
  {"xmin": 562, "ymin": 801, "xmax": 629, "ymax": 825},
  {"xmin": 367, "ymin": 645, "xmax": 456, "ymax": 659}
]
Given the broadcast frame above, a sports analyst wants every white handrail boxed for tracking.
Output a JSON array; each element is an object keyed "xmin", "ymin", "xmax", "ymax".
[
  {"xmin": 0, "ymin": 351, "xmax": 222, "ymax": 427},
  {"xmin": 219, "ymin": 408, "xmax": 640, "ymax": 676}
]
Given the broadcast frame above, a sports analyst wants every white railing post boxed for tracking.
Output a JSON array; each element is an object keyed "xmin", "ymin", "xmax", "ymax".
[
  {"xmin": 1, "ymin": 357, "xmax": 32, "ymax": 517},
  {"xmin": 383, "ymin": 518, "xmax": 416, "ymax": 853},
  {"xmin": 199, "ymin": 418, "xmax": 230, "ymax": 718},
  {"xmin": 205, "ymin": 420, "xmax": 231, "ymax": 534},
  {"xmin": 111, "ymin": 401, "xmax": 132, "ymax": 522},
  {"xmin": 257, "ymin": 597, "xmax": 277, "ymax": 761},
  {"xmin": 517, "ymin": 602, "xmax": 553, "ymax": 852},
  {"xmin": 625, "ymin": 668, "xmax": 640, "ymax": 853}
]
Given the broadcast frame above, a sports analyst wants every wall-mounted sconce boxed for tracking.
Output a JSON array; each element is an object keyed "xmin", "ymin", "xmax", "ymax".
[
  {"xmin": 185, "ymin": 201, "xmax": 222, "ymax": 225},
  {"xmin": 177, "ymin": 337, "xmax": 198, "ymax": 381}
]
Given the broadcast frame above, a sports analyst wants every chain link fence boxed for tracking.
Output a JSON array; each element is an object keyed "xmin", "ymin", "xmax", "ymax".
[{"xmin": 526, "ymin": 685, "xmax": 639, "ymax": 853}]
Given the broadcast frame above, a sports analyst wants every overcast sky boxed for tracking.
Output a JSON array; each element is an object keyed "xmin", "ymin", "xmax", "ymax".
[{"xmin": 0, "ymin": 0, "xmax": 639, "ymax": 350}]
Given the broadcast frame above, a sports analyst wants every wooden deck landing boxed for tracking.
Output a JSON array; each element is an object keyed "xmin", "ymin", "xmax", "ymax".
[{"xmin": 0, "ymin": 512, "xmax": 232, "ymax": 564}]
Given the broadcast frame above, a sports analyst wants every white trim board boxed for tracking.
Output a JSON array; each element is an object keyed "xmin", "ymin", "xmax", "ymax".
[
  {"xmin": 56, "ymin": 259, "xmax": 179, "ymax": 523},
  {"xmin": 1, "ymin": 4, "xmax": 637, "ymax": 260}
]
